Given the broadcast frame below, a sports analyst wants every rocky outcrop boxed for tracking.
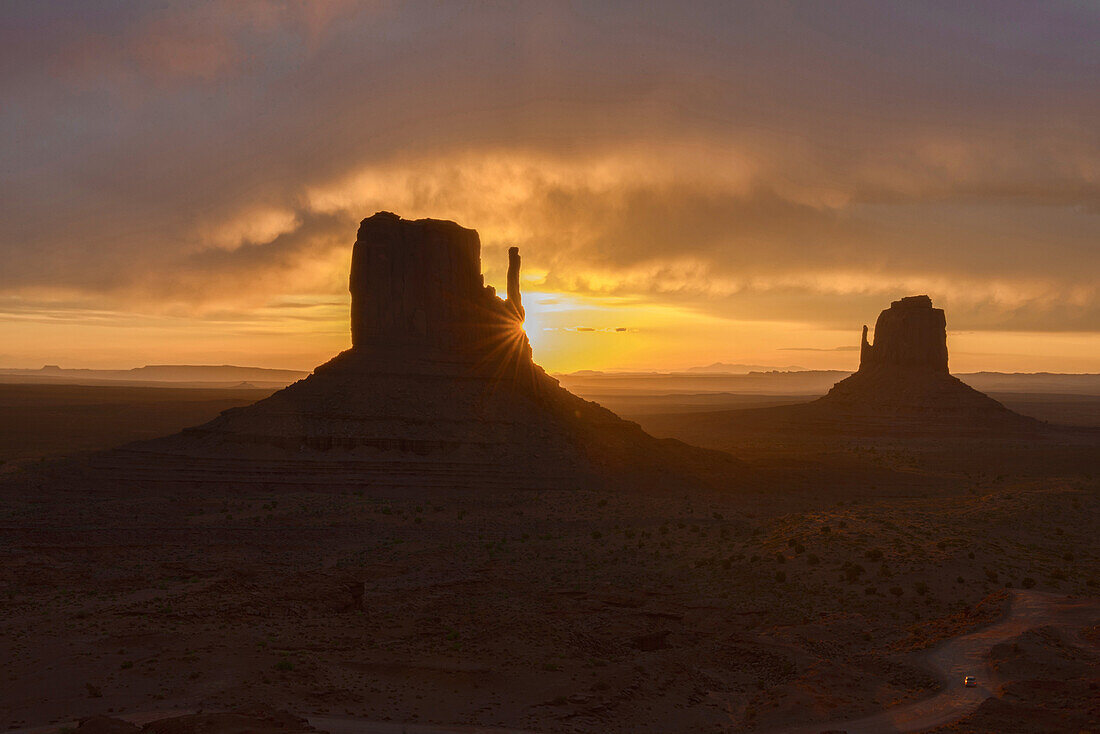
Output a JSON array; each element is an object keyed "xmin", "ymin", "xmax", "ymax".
[
  {"xmin": 859, "ymin": 295, "xmax": 948, "ymax": 373},
  {"xmin": 349, "ymin": 211, "xmax": 525, "ymax": 358},
  {"xmin": 104, "ymin": 212, "xmax": 736, "ymax": 490},
  {"xmin": 814, "ymin": 295, "xmax": 1036, "ymax": 428},
  {"xmin": 507, "ymin": 245, "xmax": 524, "ymax": 319}
]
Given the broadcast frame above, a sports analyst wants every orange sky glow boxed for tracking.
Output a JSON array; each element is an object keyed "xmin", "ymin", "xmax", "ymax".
[{"xmin": 1, "ymin": 3, "xmax": 1097, "ymax": 374}]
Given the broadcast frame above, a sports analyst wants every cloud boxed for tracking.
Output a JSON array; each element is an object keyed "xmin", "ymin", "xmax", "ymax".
[
  {"xmin": 0, "ymin": 0, "xmax": 1096, "ymax": 346},
  {"xmin": 547, "ymin": 326, "xmax": 634, "ymax": 333}
]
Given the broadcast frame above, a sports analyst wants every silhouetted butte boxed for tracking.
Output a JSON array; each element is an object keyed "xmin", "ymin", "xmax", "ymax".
[{"xmin": 98, "ymin": 212, "xmax": 735, "ymax": 490}]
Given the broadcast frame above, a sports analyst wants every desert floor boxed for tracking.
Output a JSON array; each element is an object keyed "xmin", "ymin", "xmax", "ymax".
[{"xmin": 0, "ymin": 385, "xmax": 1097, "ymax": 733}]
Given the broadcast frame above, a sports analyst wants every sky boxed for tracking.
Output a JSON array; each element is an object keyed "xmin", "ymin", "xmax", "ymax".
[{"xmin": 1, "ymin": 1, "xmax": 1098, "ymax": 373}]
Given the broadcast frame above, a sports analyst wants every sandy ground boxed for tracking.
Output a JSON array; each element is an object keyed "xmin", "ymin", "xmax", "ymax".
[
  {"xmin": 1, "ymin": 388, "xmax": 1097, "ymax": 732},
  {"xmin": 14, "ymin": 589, "xmax": 1087, "ymax": 734}
]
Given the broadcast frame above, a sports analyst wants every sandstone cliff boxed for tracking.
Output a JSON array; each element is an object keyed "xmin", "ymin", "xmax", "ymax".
[
  {"xmin": 858, "ymin": 295, "xmax": 948, "ymax": 374},
  {"xmin": 102, "ymin": 213, "xmax": 736, "ymax": 490},
  {"xmin": 818, "ymin": 295, "xmax": 1035, "ymax": 426}
]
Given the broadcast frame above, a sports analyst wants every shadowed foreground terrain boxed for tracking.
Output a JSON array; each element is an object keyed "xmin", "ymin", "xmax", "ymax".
[
  {"xmin": 0, "ymin": 384, "xmax": 276, "ymax": 465},
  {"xmin": 2, "ymin": 425, "xmax": 1097, "ymax": 732},
  {"xmin": 1, "ymin": 383, "xmax": 1095, "ymax": 468}
]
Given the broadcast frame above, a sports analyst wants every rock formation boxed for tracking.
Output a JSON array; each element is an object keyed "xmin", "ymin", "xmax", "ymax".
[
  {"xmin": 100, "ymin": 212, "xmax": 735, "ymax": 490},
  {"xmin": 858, "ymin": 295, "xmax": 948, "ymax": 373},
  {"xmin": 816, "ymin": 294, "xmax": 1035, "ymax": 427},
  {"xmin": 349, "ymin": 212, "xmax": 526, "ymax": 359},
  {"xmin": 506, "ymin": 246, "xmax": 524, "ymax": 320}
]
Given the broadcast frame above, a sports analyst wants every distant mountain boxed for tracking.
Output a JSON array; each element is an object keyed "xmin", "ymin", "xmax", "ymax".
[
  {"xmin": 685, "ymin": 362, "xmax": 808, "ymax": 373},
  {"xmin": 0, "ymin": 364, "xmax": 309, "ymax": 387}
]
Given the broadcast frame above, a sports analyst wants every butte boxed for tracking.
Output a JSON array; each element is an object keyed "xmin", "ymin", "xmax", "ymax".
[
  {"xmin": 93, "ymin": 212, "xmax": 737, "ymax": 491},
  {"xmin": 643, "ymin": 295, "xmax": 1040, "ymax": 445},
  {"xmin": 815, "ymin": 294, "xmax": 1036, "ymax": 425}
]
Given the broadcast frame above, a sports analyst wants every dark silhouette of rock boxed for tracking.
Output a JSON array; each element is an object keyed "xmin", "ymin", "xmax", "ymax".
[
  {"xmin": 816, "ymin": 295, "xmax": 1035, "ymax": 427},
  {"xmin": 644, "ymin": 295, "xmax": 1042, "ymax": 448},
  {"xmin": 349, "ymin": 212, "xmax": 524, "ymax": 359},
  {"xmin": 507, "ymin": 245, "xmax": 524, "ymax": 319},
  {"xmin": 858, "ymin": 295, "xmax": 948, "ymax": 373},
  {"xmin": 101, "ymin": 213, "xmax": 736, "ymax": 490}
]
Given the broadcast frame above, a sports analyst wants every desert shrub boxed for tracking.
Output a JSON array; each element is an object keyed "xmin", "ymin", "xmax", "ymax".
[
  {"xmin": 591, "ymin": 531, "xmax": 602, "ymax": 540},
  {"xmin": 984, "ymin": 569, "xmax": 998, "ymax": 582},
  {"xmin": 750, "ymin": 554, "xmax": 761, "ymax": 562},
  {"xmin": 787, "ymin": 538, "xmax": 797, "ymax": 547},
  {"xmin": 820, "ymin": 526, "xmax": 831, "ymax": 534},
  {"xmin": 844, "ymin": 564, "xmax": 865, "ymax": 583},
  {"xmin": 1050, "ymin": 569, "xmax": 1066, "ymax": 580},
  {"xmin": 914, "ymin": 581, "xmax": 929, "ymax": 595},
  {"xmin": 775, "ymin": 552, "xmax": 786, "ymax": 564},
  {"xmin": 274, "ymin": 659, "xmax": 293, "ymax": 671},
  {"xmin": 712, "ymin": 512, "xmax": 724, "ymax": 520},
  {"xmin": 793, "ymin": 542, "xmax": 805, "ymax": 555},
  {"xmin": 806, "ymin": 554, "xmax": 820, "ymax": 565},
  {"xmin": 838, "ymin": 521, "xmax": 847, "ymax": 529},
  {"xmin": 956, "ymin": 576, "xmax": 965, "ymax": 584},
  {"xmin": 936, "ymin": 540, "xmax": 947, "ymax": 550},
  {"xmin": 722, "ymin": 558, "xmax": 732, "ymax": 570},
  {"xmin": 864, "ymin": 586, "xmax": 877, "ymax": 595},
  {"xmin": 1063, "ymin": 552, "xmax": 1074, "ymax": 562},
  {"xmin": 775, "ymin": 571, "xmax": 786, "ymax": 582},
  {"xmin": 889, "ymin": 586, "xmax": 904, "ymax": 597},
  {"xmin": 864, "ymin": 549, "xmax": 883, "ymax": 561}
]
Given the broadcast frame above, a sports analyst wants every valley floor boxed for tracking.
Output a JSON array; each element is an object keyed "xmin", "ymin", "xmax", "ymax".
[{"xmin": 2, "ymin": 436, "xmax": 1097, "ymax": 732}]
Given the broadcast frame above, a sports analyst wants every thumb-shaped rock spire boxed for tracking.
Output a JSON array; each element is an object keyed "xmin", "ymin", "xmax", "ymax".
[{"xmin": 507, "ymin": 246, "xmax": 524, "ymax": 320}]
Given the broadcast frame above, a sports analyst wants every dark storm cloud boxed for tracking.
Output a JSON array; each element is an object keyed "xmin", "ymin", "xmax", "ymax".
[{"xmin": 0, "ymin": 0, "xmax": 1096, "ymax": 331}]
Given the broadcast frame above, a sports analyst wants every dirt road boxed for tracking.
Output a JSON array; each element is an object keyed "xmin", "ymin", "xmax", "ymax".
[{"xmin": 763, "ymin": 590, "xmax": 1099, "ymax": 734}]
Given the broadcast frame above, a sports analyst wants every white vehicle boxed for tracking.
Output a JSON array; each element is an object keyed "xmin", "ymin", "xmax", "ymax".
[{"xmin": 963, "ymin": 675, "xmax": 977, "ymax": 687}]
